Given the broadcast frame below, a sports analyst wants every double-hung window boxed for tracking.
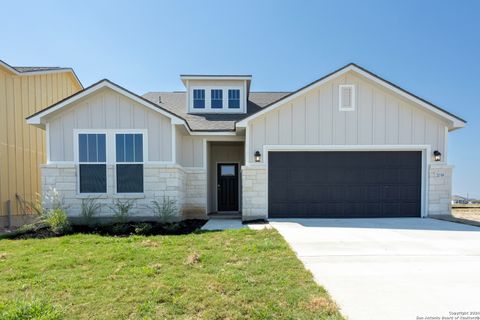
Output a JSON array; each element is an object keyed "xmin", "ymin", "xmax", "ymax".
[
  {"xmin": 193, "ymin": 89, "xmax": 205, "ymax": 109},
  {"xmin": 211, "ymin": 89, "xmax": 223, "ymax": 109},
  {"xmin": 228, "ymin": 89, "xmax": 240, "ymax": 109},
  {"xmin": 78, "ymin": 133, "xmax": 107, "ymax": 193},
  {"xmin": 115, "ymin": 133, "xmax": 144, "ymax": 193}
]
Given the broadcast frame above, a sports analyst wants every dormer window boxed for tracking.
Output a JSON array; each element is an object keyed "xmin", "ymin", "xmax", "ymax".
[
  {"xmin": 193, "ymin": 89, "xmax": 205, "ymax": 109},
  {"xmin": 181, "ymin": 74, "xmax": 250, "ymax": 114},
  {"xmin": 211, "ymin": 89, "xmax": 223, "ymax": 109},
  {"xmin": 228, "ymin": 89, "xmax": 240, "ymax": 109}
]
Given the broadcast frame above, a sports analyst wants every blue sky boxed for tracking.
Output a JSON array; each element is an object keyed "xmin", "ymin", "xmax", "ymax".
[{"xmin": 1, "ymin": 0, "xmax": 479, "ymax": 197}]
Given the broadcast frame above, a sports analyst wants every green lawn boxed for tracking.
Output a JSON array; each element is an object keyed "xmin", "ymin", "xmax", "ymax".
[{"xmin": 0, "ymin": 229, "xmax": 342, "ymax": 319}]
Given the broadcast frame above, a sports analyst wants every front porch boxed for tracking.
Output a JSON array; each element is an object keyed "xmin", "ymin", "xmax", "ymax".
[{"xmin": 206, "ymin": 141, "xmax": 245, "ymax": 219}]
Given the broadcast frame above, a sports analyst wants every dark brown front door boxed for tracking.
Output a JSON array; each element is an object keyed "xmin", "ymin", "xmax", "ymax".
[{"xmin": 217, "ymin": 163, "xmax": 239, "ymax": 211}]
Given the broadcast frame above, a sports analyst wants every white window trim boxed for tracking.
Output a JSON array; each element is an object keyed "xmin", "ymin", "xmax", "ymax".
[
  {"xmin": 188, "ymin": 85, "xmax": 245, "ymax": 114},
  {"xmin": 74, "ymin": 130, "xmax": 108, "ymax": 196},
  {"xmin": 339, "ymin": 84, "xmax": 356, "ymax": 111},
  {"xmin": 113, "ymin": 131, "xmax": 146, "ymax": 195},
  {"xmin": 73, "ymin": 129, "xmax": 148, "ymax": 196}
]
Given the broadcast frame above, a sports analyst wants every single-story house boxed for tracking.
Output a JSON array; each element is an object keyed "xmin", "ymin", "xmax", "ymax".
[{"xmin": 26, "ymin": 63, "xmax": 466, "ymax": 220}]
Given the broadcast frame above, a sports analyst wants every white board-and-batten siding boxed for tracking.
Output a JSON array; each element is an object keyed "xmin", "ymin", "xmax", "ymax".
[
  {"xmin": 249, "ymin": 71, "xmax": 448, "ymax": 163},
  {"xmin": 48, "ymin": 88, "xmax": 172, "ymax": 162}
]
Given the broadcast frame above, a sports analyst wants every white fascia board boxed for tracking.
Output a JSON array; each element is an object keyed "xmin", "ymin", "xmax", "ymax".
[
  {"xmin": 180, "ymin": 75, "xmax": 252, "ymax": 81},
  {"xmin": 27, "ymin": 80, "xmax": 187, "ymax": 128},
  {"xmin": 236, "ymin": 67, "xmax": 351, "ymax": 127},
  {"xmin": 237, "ymin": 65, "xmax": 465, "ymax": 129},
  {"xmin": 350, "ymin": 66, "xmax": 465, "ymax": 129},
  {"xmin": 188, "ymin": 130, "xmax": 237, "ymax": 136}
]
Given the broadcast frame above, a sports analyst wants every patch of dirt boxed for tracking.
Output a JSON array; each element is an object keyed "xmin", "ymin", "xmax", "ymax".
[
  {"xmin": 140, "ymin": 239, "xmax": 160, "ymax": 248},
  {"xmin": 303, "ymin": 296, "xmax": 338, "ymax": 314},
  {"xmin": 432, "ymin": 208, "xmax": 480, "ymax": 227},
  {"xmin": 185, "ymin": 251, "xmax": 201, "ymax": 265},
  {"xmin": 452, "ymin": 208, "xmax": 480, "ymax": 223}
]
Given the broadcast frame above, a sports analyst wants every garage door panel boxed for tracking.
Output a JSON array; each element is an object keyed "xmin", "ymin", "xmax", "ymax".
[
  {"xmin": 383, "ymin": 168, "xmax": 400, "ymax": 184},
  {"xmin": 269, "ymin": 187, "xmax": 289, "ymax": 203},
  {"xmin": 326, "ymin": 203, "xmax": 345, "ymax": 216},
  {"xmin": 327, "ymin": 185, "xmax": 345, "ymax": 201},
  {"xmin": 311, "ymin": 186, "xmax": 328, "ymax": 201},
  {"xmin": 362, "ymin": 168, "xmax": 385, "ymax": 184},
  {"xmin": 269, "ymin": 168, "xmax": 288, "ymax": 182},
  {"xmin": 291, "ymin": 185, "xmax": 312, "ymax": 202},
  {"xmin": 399, "ymin": 186, "xmax": 420, "ymax": 201},
  {"xmin": 345, "ymin": 186, "xmax": 365, "ymax": 202},
  {"xmin": 398, "ymin": 168, "xmax": 420, "ymax": 184},
  {"xmin": 343, "ymin": 203, "xmax": 366, "ymax": 217},
  {"xmin": 383, "ymin": 186, "xmax": 400, "ymax": 200},
  {"xmin": 365, "ymin": 186, "xmax": 381, "ymax": 202},
  {"xmin": 268, "ymin": 151, "xmax": 421, "ymax": 218},
  {"xmin": 365, "ymin": 203, "xmax": 383, "ymax": 215},
  {"xmin": 383, "ymin": 203, "xmax": 401, "ymax": 216},
  {"xmin": 400, "ymin": 203, "xmax": 420, "ymax": 216}
]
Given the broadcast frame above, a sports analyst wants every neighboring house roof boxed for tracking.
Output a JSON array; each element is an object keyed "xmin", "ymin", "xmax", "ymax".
[
  {"xmin": 236, "ymin": 63, "xmax": 466, "ymax": 130},
  {"xmin": 26, "ymin": 79, "xmax": 186, "ymax": 128},
  {"xmin": 11, "ymin": 66, "xmax": 65, "ymax": 72},
  {"xmin": 142, "ymin": 91, "xmax": 290, "ymax": 131},
  {"xmin": 0, "ymin": 59, "xmax": 83, "ymax": 89}
]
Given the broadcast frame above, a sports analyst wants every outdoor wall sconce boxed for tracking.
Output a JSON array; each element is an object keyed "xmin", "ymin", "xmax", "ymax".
[
  {"xmin": 254, "ymin": 151, "xmax": 262, "ymax": 162},
  {"xmin": 433, "ymin": 150, "xmax": 441, "ymax": 162}
]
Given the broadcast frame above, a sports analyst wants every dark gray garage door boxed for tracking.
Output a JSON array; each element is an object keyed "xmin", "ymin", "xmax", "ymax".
[{"xmin": 268, "ymin": 151, "xmax": 422, "ymax": 218}]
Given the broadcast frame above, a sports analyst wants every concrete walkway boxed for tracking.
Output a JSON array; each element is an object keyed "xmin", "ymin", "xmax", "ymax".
[
  {"xmin": 201, "ymin": 219, "xmax": 244, "ymax": 231},
  {"xmin": 270, "ymin": 218, "xmax": 480, "ymax": 320}
]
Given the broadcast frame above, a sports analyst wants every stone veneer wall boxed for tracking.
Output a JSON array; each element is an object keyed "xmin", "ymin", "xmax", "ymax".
[
  {"xmin": 428, "ymin": 164, "xmax": 453, "ymax": 216},
  {"xmin": 40, "ymin": 163, "xmax": 203, "ymax": 220},
  {"xmin": 241, "ymin": 166, "xmax": 267, "ymax": 221},
  {"xmin": 183, "ymin": 168, "xmax": 208, "ymax": 219},
  {"xmin": 41, "ymin": 162, "xmax": 452, "ymax": 221}
]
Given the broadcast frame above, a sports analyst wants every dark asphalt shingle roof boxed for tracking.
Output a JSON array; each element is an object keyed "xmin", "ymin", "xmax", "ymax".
[
  {"xmin": 142, "ymin": 91, "xmax": 290, "ymax": 131},
  {"xmin": 13, "ymin": 66, "xmax": 65, "ymax": 72}
]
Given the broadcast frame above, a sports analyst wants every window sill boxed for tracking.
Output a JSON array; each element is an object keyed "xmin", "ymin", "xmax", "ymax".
[
  {"xmin": 76, "ymin": 194, "xmax": 108, "ymax": 199},
  {"xmin": 113, "ymin": 193, "xmax": 145, "ymax": 199}
]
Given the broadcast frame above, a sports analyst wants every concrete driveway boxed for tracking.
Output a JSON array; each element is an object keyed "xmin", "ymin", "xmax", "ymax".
[{"xmin": 270, "ymin": 218, "xmax": 480, "ymax": 320}]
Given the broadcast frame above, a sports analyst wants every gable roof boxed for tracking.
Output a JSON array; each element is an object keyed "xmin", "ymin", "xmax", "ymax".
[
  {"xmin": 0, "ymin": 59, "xmax": 83, "ymax": 89},
  {"xmin": 142, "ymin": 91, "xmax": 289, "ymax": 131},
  {"xmin": 26, "ymin": 63, "xmax": 466, "ymax": 133},
  {"xmin": 26, "ymin": 79, "xmax": 186, "ymax": 128},
  {"xmin": 236, "ymin": 63, "xmax": 466, "ymax": 130}
]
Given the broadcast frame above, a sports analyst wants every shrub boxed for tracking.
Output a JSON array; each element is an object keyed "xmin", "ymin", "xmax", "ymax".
[
  {"xmin": 43, "ymin": 187, "xmax": 68, "ymax": 212},
  {"xmin": 81, "ymin": 197, "xmax": 102, "ymax": 225},
  {"xmin": 111, "ymin": 223, "xmax": 131, "ymax": 235},
  {"xmin": 16, "ymin": 193, "xmax": 46, "ymax": 216},
  {"xmin": 110, "ymin": 199, "xmax": 135, "ymax": 223},
  {"xmin": 149, "ymin": 196, "xmax": 178, "ymax": 223},
  {"xmin": 46, "ymin": 208, "xmax": 71, "ymax": 235},
  {"xmin": 134, "ymin": 222, "xmax": 153, "ymax": 235},
  {"xmin": 0, "ymin": 299, "xmax": 62, "ymax": 320}
]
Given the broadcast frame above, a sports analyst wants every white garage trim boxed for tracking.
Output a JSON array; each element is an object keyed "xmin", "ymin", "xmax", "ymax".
[{"xmin": 254, "ymin": 144, "xmax": 431, "ymax": 219}]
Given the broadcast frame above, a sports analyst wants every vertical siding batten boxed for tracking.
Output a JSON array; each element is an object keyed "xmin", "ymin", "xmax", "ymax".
[{"xmin": 248, "ymin": 71, "xmax": 449, "ymax": 164}]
